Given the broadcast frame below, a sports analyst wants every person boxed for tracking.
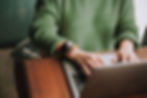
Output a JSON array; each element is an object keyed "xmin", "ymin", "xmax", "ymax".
[{"xmin": 30, "ymin": 0, "xmax": 139, "ymax": 76}]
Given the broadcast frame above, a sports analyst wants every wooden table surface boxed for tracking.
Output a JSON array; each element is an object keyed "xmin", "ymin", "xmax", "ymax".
[{"xmin": 21, "ymin": 47, "xmax": 147, "ymax": 98}]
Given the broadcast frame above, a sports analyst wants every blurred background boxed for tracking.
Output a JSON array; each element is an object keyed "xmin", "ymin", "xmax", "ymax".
[
  {"xmin": 0, "ymin": 0, "xmax": 146, "ymax": 98},
  {"xmin": 134, "ymin": 0, "xmax": 147, "ymax": 41}
]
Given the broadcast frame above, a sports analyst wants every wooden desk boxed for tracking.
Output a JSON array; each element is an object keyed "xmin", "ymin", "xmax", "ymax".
[
  {"xmin": 21, "ymin": 58, "xmax": 71, "ymax": 98},
  {"xmin": 20, "ymin": 47, "xmax": 147, "ymax": 98}
]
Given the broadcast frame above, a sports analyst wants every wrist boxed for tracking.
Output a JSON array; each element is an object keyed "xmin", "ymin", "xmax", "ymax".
[
  {"xmin": 119, "ymin": 40, "xmax": 134, "ymax": 50},
  {"xmin": 65, "ymin": 44, "xmax": 80, "ymax": 59},
  {"xmin": 55, "ymin": 41, "xmax": 79, "ymax": 58}
]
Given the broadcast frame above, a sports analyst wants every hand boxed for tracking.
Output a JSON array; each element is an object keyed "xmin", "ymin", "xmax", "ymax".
[
  {"xmin": 117, "ymin": 40, "xmax": 138, "ymax": 63},
  {"xmin": 66, "ymin": 46, "xmax": 104, "ymax": 76}
]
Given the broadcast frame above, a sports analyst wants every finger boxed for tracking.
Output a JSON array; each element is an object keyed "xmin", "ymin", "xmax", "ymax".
[
  {"xmin": 129, "ymin": 54, "xmax": 139, "ymax": 63},
  {"xmin": 96, "ymin": 57, "xmax": 104, "ymax": 64},
  {"xmin": 127, "ymin": 55, "xmax": 132, "ymax": 62},
  {"xmin": 122, "ymin": 55, "xmax": 128, "ymax": 63},
  {"xmin": 84, "ymin": 54, "xmax": 104, "ymax": 69},
  {"xmin": 84, "ymin": 55, "xmax": 100, "ymax": 69},
  {"xmin": 118, "ymin": 52, "xmax": 127, "ymax": 63},
  {"xmin": 78, "ymin": 59, "xmax": 91, "ymax": 77},
  {"xmin": 85, "ymin": 60, "xmax": 97, "ymax": 69},
  {"xmin": 117, "ymin": 51, "xmax": 122, "ymax": 62},
  {"xmin": 111, "ymin": 55, "xmax": 118, "ymax": 64},
  {"xmin": 87, "ymin": 59, "xmax": 105, "ymax": 69},
  {"xmin": 92, "ymin": 54, "xmax": 104, "ymax": 65}
]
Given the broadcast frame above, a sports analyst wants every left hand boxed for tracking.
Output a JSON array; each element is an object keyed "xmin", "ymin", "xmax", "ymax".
[{"xmin": 117, "ymin": 40, "xmax": 138, "ymax": 63}]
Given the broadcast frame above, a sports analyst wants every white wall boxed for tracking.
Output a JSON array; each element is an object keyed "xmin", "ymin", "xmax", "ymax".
[{"xmin": 134, "ymin": 0, "xmax": 147, "ymax": 42}]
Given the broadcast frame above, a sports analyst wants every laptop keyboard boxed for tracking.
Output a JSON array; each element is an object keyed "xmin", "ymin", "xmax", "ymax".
[{"xmin": 62, "ymin": 60, "xmax": 86, "ymax": 98}]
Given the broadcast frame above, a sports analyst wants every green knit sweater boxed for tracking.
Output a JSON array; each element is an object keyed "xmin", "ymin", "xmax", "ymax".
[{"xmin": 31, "ymin": 0, "xmax": 138, "ymax": 55}]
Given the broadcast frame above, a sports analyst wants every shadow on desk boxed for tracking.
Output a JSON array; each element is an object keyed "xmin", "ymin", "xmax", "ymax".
[{"xmin": 14, "ymin": 60, "xmax": 31, "ymax": 98}]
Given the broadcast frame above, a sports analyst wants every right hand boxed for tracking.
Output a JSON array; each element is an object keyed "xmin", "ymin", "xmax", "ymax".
[{"xmin": 66, "ymin": 46, "xmax": 104, "ymax": 77}]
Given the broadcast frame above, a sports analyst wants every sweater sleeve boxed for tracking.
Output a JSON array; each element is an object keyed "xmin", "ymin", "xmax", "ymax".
[
  {"xmin": 115, "ymin": 0, "xmax": 139, "ymax": 47},
  {"xmin": 30, "ymin": 0, "xmax": 65, "ymax": 55}
]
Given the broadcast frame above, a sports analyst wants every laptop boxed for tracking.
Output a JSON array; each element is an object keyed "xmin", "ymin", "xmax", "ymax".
[{"xmin": 61, "ymin": 53, "xmax": 147, "ymax": 98}]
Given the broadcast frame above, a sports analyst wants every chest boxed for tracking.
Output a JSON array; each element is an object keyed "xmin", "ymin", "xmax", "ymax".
[{"xmin": 62, "ymin": 0, "xmax": 121, "ymax": 28}]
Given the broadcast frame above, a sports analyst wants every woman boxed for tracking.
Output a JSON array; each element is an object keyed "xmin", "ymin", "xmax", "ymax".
[{"xmin": 31, "ymin": 0, "xmax": 139, "ymax": 75}]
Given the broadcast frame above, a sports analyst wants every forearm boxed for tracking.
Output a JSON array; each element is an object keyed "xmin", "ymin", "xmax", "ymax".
[
  {"xmin": 31, "ymin": 0, "xmax": 65, "ymax": 55},
  {"xmin": 116, "ymin": 0, "xmax": 139, "ymax": 48}
]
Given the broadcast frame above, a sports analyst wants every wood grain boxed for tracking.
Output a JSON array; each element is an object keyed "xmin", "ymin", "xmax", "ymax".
[
  {"xmin": 22, "ymin": 47, "xmax": 147, "ymax": 98},
  {"xmin": 24, "ymin": 58, "xmax": 71, "ymax": 98}
]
